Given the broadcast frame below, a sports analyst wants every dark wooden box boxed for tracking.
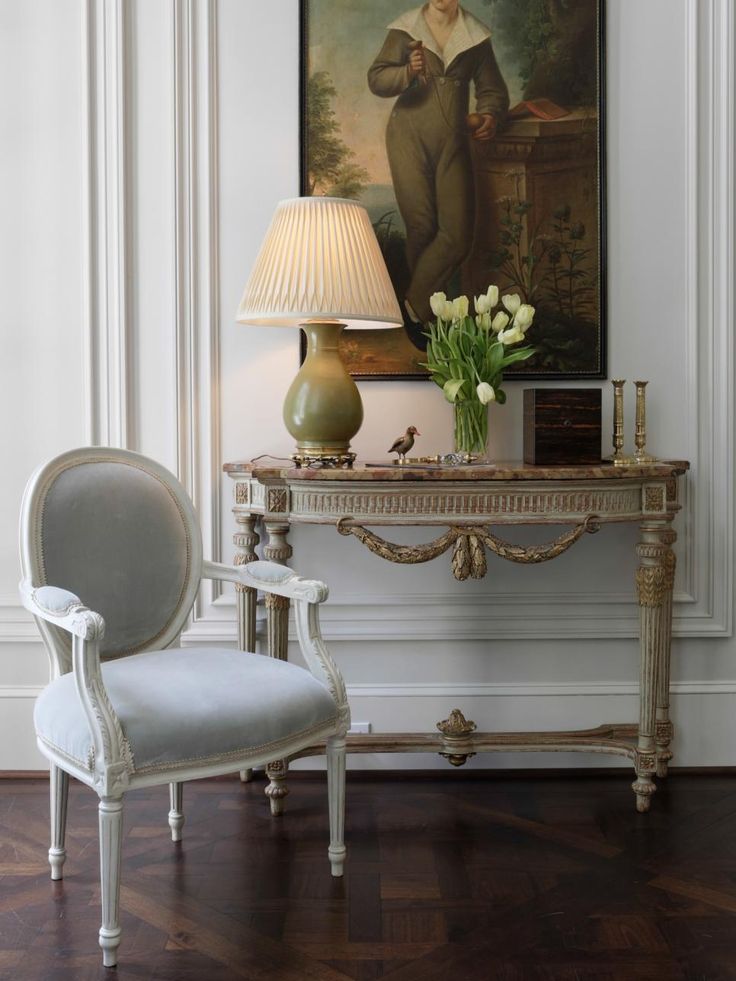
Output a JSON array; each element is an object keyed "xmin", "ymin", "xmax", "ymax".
[{"xmin": 523, "ymin": 389, "xmax": 602, "ymax": 465}]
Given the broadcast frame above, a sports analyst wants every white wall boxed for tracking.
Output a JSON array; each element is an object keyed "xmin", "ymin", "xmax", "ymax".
[{"xmin": 1, "ymin": 0, "xmax": 734, "ymax": 772}]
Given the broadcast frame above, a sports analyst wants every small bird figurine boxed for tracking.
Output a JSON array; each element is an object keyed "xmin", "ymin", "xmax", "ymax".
[{"xmin": 388, "ymin": 425, "xmax": 421, "ymax": 462}]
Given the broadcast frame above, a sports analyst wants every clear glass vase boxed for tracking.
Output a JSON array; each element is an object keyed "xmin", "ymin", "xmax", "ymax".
[{"xmin": 453, "ymin": 400, "xmax": 488, "ymax": 457}]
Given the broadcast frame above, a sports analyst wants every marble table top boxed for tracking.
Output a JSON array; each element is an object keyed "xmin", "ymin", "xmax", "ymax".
[{"xmin": 224, "ymin": 459, "xmax": 689, "ymax": 483}]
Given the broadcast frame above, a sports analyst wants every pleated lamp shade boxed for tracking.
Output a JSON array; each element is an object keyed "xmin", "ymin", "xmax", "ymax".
[{"xmin": 236, "ymin": 197, "xmax": 403, "ymax": 329}]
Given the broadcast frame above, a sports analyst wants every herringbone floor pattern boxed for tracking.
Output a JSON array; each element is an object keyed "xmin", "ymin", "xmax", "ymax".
[{"xmin": 1, "ymin": 772, "xmax": 736, "ymax": 980}]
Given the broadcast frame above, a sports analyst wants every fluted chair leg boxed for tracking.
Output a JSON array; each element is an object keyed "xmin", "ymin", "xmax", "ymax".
[
  {"xmin": 168, "ymin": 782, "xmax": 184, "ymax": 841},
  {"xmin": 98, "ymin": 797, "xmax": 123, "ymax": 968},
  {"xmin": 49, "ymin": 764, "xmax": 69, "ymax": 880},
  {"xmin": 326, "ymin": 735, "xmax": 346, "ymax": 877}
]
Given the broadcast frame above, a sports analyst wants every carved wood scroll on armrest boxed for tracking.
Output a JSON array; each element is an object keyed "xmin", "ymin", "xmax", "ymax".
[{"xmin": 336, "ymin": 515, "xmax": 601, "ymax": 582}]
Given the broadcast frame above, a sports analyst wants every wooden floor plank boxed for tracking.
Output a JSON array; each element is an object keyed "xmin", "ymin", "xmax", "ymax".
[{"xmin": 0, "ymin": 774, "xmax": 735, "ymax": 979}]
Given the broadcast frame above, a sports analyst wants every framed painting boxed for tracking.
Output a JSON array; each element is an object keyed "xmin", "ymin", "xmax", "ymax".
[{"xmin": 300, "ymin": 0, "xmax": 606, "ymax": 380}]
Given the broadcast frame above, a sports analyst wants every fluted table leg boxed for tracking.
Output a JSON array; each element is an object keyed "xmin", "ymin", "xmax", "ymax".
[
  {"xmin": 632, "ymin": 520, "xmax": 673, "ymax": 812},
  {"xmin": 234, "ymin": 511, "xmax": 259, "ymax": 784},
  {"xmin": 264, "ymin": 520, "xmax": 292, "ymax": 813},
  {"xmin": 655, "ymin": 527, "xmax": 677, "ymax": 778},
  {"xmin": 235, "ymin": 512, "xmax": 259, "ymax": 653}
]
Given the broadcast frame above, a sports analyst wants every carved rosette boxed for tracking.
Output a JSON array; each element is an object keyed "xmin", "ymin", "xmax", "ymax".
[
  {"xmin": 634, "ymin": 750, "xmax": 657, "ymax": 774},
  {"xmin": 266, "ymin": 487, "xmax": 289, "ymax": 514},
  {"xmin": 643, "ymin": 485, "xmax": 666, "ymax": 513}
]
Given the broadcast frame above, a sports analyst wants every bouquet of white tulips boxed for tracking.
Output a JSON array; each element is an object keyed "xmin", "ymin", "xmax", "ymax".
[{"xmin": 422, "ymin": 286, "xmax": 536, "ymax": 454}]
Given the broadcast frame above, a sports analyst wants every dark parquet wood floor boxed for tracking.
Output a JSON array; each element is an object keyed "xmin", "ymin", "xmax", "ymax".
[{"xmin": 1, "ymin": 772, "xmax": 736, "ymax": 980}]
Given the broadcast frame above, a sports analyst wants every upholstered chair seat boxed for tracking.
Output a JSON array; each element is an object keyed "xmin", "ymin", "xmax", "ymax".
[
  {"xmin": 34, "ymin": 647, "xmax": 339, "ymax": 776},
  {"xmin": 19, "ymin": 447, "xmax": 349, "ymax": 969}
]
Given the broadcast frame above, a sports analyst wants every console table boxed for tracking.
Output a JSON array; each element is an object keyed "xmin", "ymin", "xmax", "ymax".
[{"xmin": 224, "ymin": 459, "xmax": 688, "ymax": 814}]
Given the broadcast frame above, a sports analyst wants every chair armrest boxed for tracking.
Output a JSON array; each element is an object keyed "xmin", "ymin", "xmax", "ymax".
[
  {"xmin": 202, "ymin": 559, "xmax": 328, "ymax": 604},
  {"xmin": 203, "ymin": 560, "xmax": 348, "ymax": 725},
  {"xmin": 19, "ymin": 580, "xmax": 105, "ymax": 640},
  {"xmin": 20, "ymin": 579, "xmax": 130, "ymax": 794}
]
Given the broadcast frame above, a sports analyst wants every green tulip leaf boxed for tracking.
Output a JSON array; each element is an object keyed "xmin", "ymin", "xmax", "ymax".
[{"xmin": 443, "ymin": 378, "xmax": 466, "ymax": 403}]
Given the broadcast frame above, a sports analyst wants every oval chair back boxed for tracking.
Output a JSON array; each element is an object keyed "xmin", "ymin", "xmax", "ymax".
[{"xmin": 19, "ymin": 447, "xmax": 203, "ymax": 676}]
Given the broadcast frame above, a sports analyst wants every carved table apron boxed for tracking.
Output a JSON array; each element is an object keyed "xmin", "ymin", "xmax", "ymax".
[{"xmin": 224, "ymin": 461, "xmax": 689, "ymax": 814}]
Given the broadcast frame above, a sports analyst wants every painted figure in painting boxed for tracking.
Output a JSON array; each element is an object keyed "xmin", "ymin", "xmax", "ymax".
[{"xmin": 368, "ymin": 0, "xmax": 508, "ymax": 344}]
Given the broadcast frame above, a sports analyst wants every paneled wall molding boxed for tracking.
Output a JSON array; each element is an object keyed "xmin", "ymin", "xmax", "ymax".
[
  {"xmin": 0, "ymin": 0, "xmax": 734, "ymax": 772},
  {"xmin": 172, "ymin": 0, "xmax": 223, "ymax": 619},
  {"xmin": 349, "ymin": 680, "xmax": 736, "ymax": 698},
  {"xmin": 186, "ymin": 0, "xmax": 733, "ymax": 641},
  {"xmin": 81, "ymin": 0, "xmax": 131, "ymax": 447},
  {"xmin": 0, "ymin": 601, "xmax": 37, "ymax": 644},
  {"xmin": 181, "ymin": 589, "xmax": 717, "ymax": 644},
  {"xmin": 0, "ymin": 0, "xmax": 223, "ymax": 649},
  {"xmin": 4, "ymin": 679, "xmax": 736, "ymax": 701},
  {"xmin": 692, "ymin": 0, "xmax": 734, "ymax": 636}
]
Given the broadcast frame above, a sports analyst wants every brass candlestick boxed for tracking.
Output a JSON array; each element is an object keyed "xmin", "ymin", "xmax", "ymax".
[
  {"xmin": 634, "ymin": 380, "xmax": 657, "ymax": 464},
  {"xmin": 611, "ymin": 379, "xmax": 634, "ymax": 466}
]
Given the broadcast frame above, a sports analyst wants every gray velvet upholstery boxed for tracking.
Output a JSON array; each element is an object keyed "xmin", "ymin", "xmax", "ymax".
[
  {"xmin": 34, "ymin": 647, "xmax": 338, "ymax": 774},
  {"xmin": 246, "ymin": 561, "xmax": 295, "ymax": 584},
  {"xmin": 34, "ymin": 586, "xmax": 82, "ymax": 615},
  {"xmin": 40, "ymin": 461, "xmax": 194, "ymax": 658}
]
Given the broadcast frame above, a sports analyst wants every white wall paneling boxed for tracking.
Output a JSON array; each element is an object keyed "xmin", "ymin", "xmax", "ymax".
[
  {"xmin": 204, "ymin": 0, "xmax": 734, "ymax": 646},
  {"xmin": 695, "ymin": 0, "xmax": 734, "ymax": 636},
  {"xmin": 82, "ymin": 0, "xmax": 130, "ymax": 448},
  {"xmin": 0, "ymin": 0, "xmax": 734, "ymax": 770},
  {"xmin": 172, "ymin": 0, "xmax": 223, "ymax": 619},
  {"xmin": 1, "ymin": 0, "xmax": 90, "ymax": 767}
]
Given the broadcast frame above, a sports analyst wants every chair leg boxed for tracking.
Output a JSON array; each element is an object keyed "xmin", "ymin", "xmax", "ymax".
[
  {"xmin": 168, "ymin": 782, "xmax": 184, "ymax": 841},
  {"xmin": 49, "ymin": 764, "xmax": 69, "ymax": 880},
  {"xmin": 326, "ymin": 735, "xmax": 346, "ymax": 877},
  {"xmin": 98, "ymin": 796, "xmax": 123, "ymax": 968}
]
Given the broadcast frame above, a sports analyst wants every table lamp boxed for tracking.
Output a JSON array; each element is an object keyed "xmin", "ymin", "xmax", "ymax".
[{"xmin": 236, "ymin": 197, "xmax": 403, "ymax": 466}]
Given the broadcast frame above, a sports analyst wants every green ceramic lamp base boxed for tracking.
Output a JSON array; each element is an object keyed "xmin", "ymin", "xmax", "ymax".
[{"xmin": 283, "ymin": 322, "xmax": 363, "ymax": 463}]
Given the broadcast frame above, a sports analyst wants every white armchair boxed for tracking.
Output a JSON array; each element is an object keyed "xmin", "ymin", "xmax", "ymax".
[{"xmin": 18, "ymin": 447, "xmax": 349, "ymax": 968}]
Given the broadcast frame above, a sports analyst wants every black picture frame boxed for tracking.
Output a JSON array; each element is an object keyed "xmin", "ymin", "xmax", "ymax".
[{"xmin": 299, "ymin": 0, "xmax": 608, "ymax": 381}]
